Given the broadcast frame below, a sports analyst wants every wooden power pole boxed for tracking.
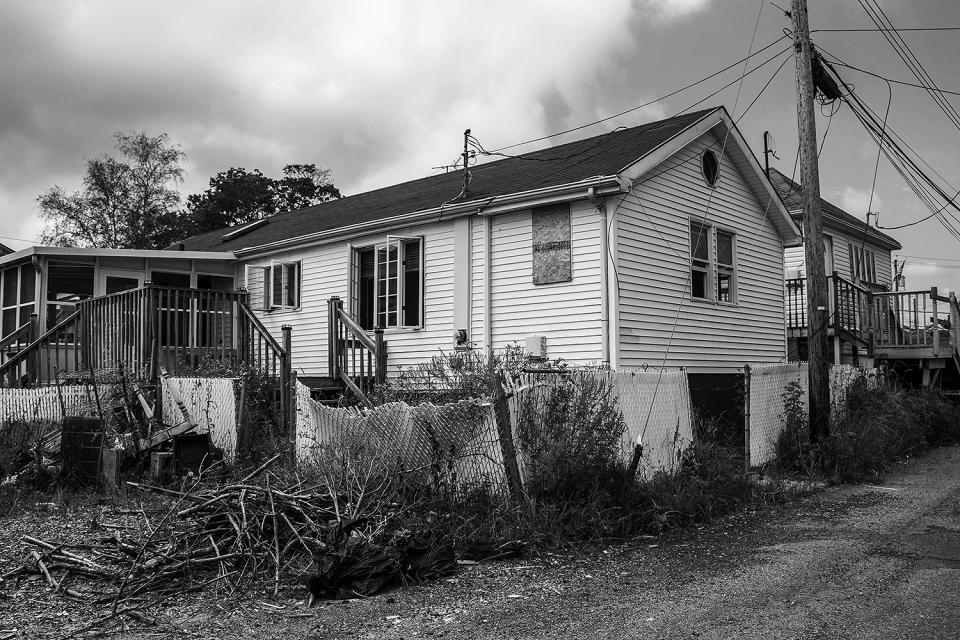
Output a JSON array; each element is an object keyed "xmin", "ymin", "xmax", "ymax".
[{"xmin": 791, "ymin": 0, "xmax": 830, "ymax": 443}]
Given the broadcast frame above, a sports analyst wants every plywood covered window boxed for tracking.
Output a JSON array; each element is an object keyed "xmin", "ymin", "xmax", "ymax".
[{"xmin": 352, "ymin": 237, "xmax": 422, "ymax": 330}]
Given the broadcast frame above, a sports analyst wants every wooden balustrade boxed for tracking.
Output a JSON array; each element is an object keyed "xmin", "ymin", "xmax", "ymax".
[
  {"xmin": 872, "ymin": 287, "xmax": 952, "ymax": 355},
  {"xmin": 327, "ymin": 296, "xmax": 386, "ymax": 407}
]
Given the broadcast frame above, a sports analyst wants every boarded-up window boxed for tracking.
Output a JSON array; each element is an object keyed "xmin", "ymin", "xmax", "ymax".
[{"xmin": 532, "ymin": 203, "xmax": 571, "ymax": 285}]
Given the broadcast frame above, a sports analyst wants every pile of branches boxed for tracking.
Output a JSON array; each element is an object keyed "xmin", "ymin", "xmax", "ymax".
[{"xmin": 2, "ymin": 455, "xmax": 457, "ymax": 628}]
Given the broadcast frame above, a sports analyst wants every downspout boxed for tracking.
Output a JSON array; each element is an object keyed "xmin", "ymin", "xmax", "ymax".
[
  {"xmin": 483, "ymin": 215, "xmax": 492, "ymax": 350},
  {"xmin": 593, "ymin": 187, "xmax": 610, "ymax": 368}
]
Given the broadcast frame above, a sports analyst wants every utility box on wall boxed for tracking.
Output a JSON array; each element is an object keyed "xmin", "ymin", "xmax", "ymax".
[{"xmin": 525, "ymin": 335, "xmax": 547, "ymax": 361}]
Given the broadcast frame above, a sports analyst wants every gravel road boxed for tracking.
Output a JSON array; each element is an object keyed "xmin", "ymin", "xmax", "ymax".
[{"xmin": 4, "ymin": 446, "xmax": 960, "ymax": 639}]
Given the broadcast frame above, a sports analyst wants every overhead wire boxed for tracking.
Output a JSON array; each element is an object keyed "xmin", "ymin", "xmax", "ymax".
[{"xmin": 480, "ymin": 34, "xmax": 790, "ymax": 154}]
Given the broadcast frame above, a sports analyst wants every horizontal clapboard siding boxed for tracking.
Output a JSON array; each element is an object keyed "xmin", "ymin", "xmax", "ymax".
[
  {"xmin": 616, "ymin": 133, "xmax": 785, "ymax": 372},
  {"xmin": 240, "ymin": 221, "xmax": 457, "ymax": 377},
  {"xmin": 784, "ymin": 230, "xmax": 893, "ymax": 288},
  {"xmin": 487, "ymin": 202, "xmax": 604, "ymax": 364},
  {"xmin": 470, "ymin": 216, "xmax": 486, "ymax": 347}
]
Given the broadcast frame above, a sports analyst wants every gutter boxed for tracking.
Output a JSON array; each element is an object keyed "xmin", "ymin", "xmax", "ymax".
[{"xmin": 233, "ymin": 175, "xmax": 626, "ymax": 258}]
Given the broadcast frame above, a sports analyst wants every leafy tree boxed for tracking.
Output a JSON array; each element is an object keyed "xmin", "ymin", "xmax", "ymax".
[
  {"xmin": 185, "ymin": 163, "xmax": 341, "ymax": 235},
  {"xmin": 38, "ymin": 132, "xmax": 187, "ymax": 249}
]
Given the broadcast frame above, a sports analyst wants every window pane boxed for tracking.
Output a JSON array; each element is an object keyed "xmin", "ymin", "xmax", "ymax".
[
  {"xmin": 105, "ymin": 276, "xmax": 140, "ymax": 294},
  {"xmin": 19, "ymin": 266, "xmax": 35, "ymax": 303},
  {"xmin": 402, "ymin": 239, "xmax": 421, "ymax": 327},
  {"xmin": 272, "ymin": 265, "xmax": 283, "ymax": 307},
  {"xmin": 2, "ymin": 268, "xmax": 18, "ymax": 307},
  {"xmin": 357, "ymin": 248, "xmax": 375, "ymax": 329},
  {"xmin": 691, "ymin": 270, "xmax": 707, "ymax": 299},
  {"xmin": 285, "ymin": 263, "xmax": 298, "ymax": 307},
  {"xmin": 197, "ymin": 274, "xmax": 234, "ymax": 291},
  {"xmin": 717, "ymin": 231, "xmax": 733, "ymax": 266},
  {"xmin": 690, "ymin": 223, "xmax": 709, "ymax": 261},
  {"xmin": 717, "ymin": 271, "xmax": 732, "ymax": 302},
  {"xmin": 152, "ymin": 271, "xmax": 192, "ymax": 287},
  {"xmin": 2, "ymin": 308, "xmax": 16, "ymax": 336},
  {"xmin": 47, "ymin": 262, "xmax": 94, "ymax": 303}
]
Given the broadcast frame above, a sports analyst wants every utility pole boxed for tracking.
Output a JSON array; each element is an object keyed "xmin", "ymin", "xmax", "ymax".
[{"xmin": 791, "ymin": 0, "xmax": 830, "ymax": 443}]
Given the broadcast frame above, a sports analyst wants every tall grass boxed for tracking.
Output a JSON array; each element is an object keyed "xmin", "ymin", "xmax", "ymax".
[{"xmin": 777, "ymin": 376, "xmax": 960, "ymax": 482}]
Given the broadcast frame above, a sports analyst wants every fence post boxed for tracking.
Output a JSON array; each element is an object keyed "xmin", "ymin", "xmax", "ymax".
[
  {"xmin": 930, "ymin": 287, "xmax": 940, "ymax": 356},
  {"xmin": 743, "ymin": 364, "xmax": 751, "ymax": 472},
  {"xmin": 374, "ymin": 328, "xmax": 386, "ymax": 386},
  {"xmin": 950, "ymin": 291, "xmax": 960, "ymax": 350},
  {"xmin": 327, "ymin": 297, "xmax": 340, "ymax": 380},
  {"xmin": 26, "ymin": 313, "xmax": 38, "ymax": 385},
  {"xmin": 289, "ymin": 369, "xmax": 298, "ymax": 466},
  {"xmin": 280, "ymin": 325, "xmax": 292, "ymax": 458},
  {"xmin": 493, "ymin": 372, "xmax": 524, "ymax": 502}
]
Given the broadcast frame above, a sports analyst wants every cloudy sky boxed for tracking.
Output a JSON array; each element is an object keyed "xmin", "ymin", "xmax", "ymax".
[{"xmin": 1, "ymin": 0, "xmax": 958, "ymax": 289}]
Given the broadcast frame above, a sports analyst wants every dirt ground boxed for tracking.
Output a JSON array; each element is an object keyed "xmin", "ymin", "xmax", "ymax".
[{"xmin": 3, "ymin": 446, "xmax": 960, "ymax": 639}]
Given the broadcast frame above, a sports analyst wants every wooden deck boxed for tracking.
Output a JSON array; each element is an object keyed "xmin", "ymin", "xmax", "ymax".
[{"xmin": 787, "ymin": 274, "xmax": 960, "ymax": 385}]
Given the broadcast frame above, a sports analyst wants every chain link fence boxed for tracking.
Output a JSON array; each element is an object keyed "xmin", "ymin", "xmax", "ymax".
[
  {"xmin": 295, "ymin": 381, "xmax": 509, "ymax": 495},
  {"xmin": 746, "ymin": 362, "xmax": 883, "ymax": 466}
]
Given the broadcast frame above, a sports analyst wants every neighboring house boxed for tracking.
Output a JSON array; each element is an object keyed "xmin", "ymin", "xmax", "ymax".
[
  {"xmin": 0, "ymin": 246, "xmax": 235, "ymax": 337},
  {"xmin": 176, "ymin": 107, "xmax": 801, "ymax": 412},
  {"xmin": 768, "ymin": 169, "xmax": 903, "ymax": 364}
]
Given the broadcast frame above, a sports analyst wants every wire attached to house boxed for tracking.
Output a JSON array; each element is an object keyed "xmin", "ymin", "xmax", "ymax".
[{"xmin": 637, "ymin": 0, "xmax": 768, "ymax": 445}]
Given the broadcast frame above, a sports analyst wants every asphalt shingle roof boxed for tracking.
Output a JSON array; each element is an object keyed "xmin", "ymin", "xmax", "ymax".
[
  {"xmin": 768, "ymin": 168, "xmax": 901, "ymax": 250},
  {"xmin": 178, "ymin": 109, "xmax": 719, "ymax": 252}
]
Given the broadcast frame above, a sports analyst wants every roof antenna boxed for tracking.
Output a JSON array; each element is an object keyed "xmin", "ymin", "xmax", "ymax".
[{"xmin": 462, "ymin": 129, "xmax": 472, "ymax": 199}]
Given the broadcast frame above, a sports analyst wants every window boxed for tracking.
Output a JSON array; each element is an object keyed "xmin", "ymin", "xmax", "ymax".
[
  {"xmin": 1, "ymin": 263, "xmax": 36, "ymax": 337},
  {"xmin": 701, "ymin": 150, "xmax": 720, "ymax": 186},
  {"xmin": 46, "ymin": 261, "xmax": 94, "ymax": 332},
  {"xmin": 847, "ymin": 243, "xmax": 877, "ymax": 284},
  {"xmin": 690, "ymin": 222, "xmax": 710, "ymax": 299},
  {"xmin": 245, "ymin": 261, "xmax": 300, "ymax": 311},
  {"xmin": 689, "ymin": 222, "xmax": 737, "ymax": 303},
  {"xmin": 716, "ymin": 230, "xmax": 735, "ymax": 302},
  {"xmin": 352, "ymin": 237, "xmax": 422, "ymax": 330}
]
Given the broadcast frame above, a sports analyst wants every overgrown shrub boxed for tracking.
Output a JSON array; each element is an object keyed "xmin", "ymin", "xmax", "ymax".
[
  {"xmin": 376, "ymin": 345, "xmax": 527, "ymax": 404},
  {"xmin": 776, "ymin": 376, "xmax": 960, "ymax": 482}
]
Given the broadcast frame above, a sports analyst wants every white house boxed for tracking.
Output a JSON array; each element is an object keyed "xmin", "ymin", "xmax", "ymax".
[{"xmin": 177, "ymin": 107, "xmax": 801, "ymax": 411}]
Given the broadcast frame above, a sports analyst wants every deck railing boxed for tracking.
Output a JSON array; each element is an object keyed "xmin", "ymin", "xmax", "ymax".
[
  {"xmin": 832, "ymin": 274, "xmax": 872, "ymax": 345},
  {"xmin": 872, "ymin": 287, "xmax": 955, "ymax": 356},
  {"xmin": 327, "ymin": 296, "xmax": 386, "ymax": 407},
  {"xmin": 0, "ymin": 284, "xmax": 288, "ymax": 384}
]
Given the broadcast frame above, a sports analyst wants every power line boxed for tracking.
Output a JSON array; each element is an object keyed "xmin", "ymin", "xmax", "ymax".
[
  {"xmin": 857, "ymin": 0, "xmax": 960, "ymax": 135},
  {"xmin": 812, "ymin": 26, "xmax": 960, "ymax": 32},
  {"xmin": 827, "ymin": 60, "xmax": 960, "ymax": 98},
  {"xmin": 482, "ymin": 34, "xmax": 789, "ymax": 154}
]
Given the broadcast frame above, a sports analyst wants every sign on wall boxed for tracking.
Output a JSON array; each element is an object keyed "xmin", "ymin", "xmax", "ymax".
[{"xmin": 532, "ymin": 203, "xmax": 572, "ymax": 285}]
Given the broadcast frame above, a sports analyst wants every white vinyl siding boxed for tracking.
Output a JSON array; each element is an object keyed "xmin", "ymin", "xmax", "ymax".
[
  {"xmin": 487, "ymin": 201, "xmax": 604, "ymax": 364},
  {"xmin": 783, "ymin": 228, "xmax": 893, "ymax": 289},
  {"xmin": 240, "ymin": 222, "xmax": 455, "ymax": 377},
  {"xmin": 615, "ymin": 133, "xmax": 786, "ymax": 372}
]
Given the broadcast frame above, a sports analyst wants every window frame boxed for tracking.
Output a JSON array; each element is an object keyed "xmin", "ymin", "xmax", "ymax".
[
  {"xmin": 244, "ymin": 260, "xmax": 301, "ymax": 312},
  {"xmin": 688, "ymin": 220, "xmax": 738, "ymax": 305},
  {"xmin": 351, "ymin": 235, "xmax": 424, "ymax": 331}
]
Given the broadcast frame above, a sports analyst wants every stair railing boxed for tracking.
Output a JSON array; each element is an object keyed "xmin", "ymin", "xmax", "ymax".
[
  {"xmin": 0, "ymin": 311, "xmax": 81, "ymax": 387},
  {"xmin": 831, "ymin": 272, "xmax": 872, "ymax": 346},
  {"xmin": 327, "ymin": 296, "xmax": 386, "ymax": 408}
]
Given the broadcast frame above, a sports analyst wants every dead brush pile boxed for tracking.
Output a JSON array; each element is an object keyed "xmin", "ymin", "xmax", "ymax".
[{"xmin": 2, "ymin": 454, "xmax": 456, "ymax": 633}]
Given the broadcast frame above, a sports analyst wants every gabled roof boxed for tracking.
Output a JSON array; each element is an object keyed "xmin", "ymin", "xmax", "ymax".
[
  {"xmin": 769, "ymin": 168, "xmax": 902, "ymax": 251},
  {"xmin": 179, "ymin": 107, "xmax": 798, "ymax": 254}
]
